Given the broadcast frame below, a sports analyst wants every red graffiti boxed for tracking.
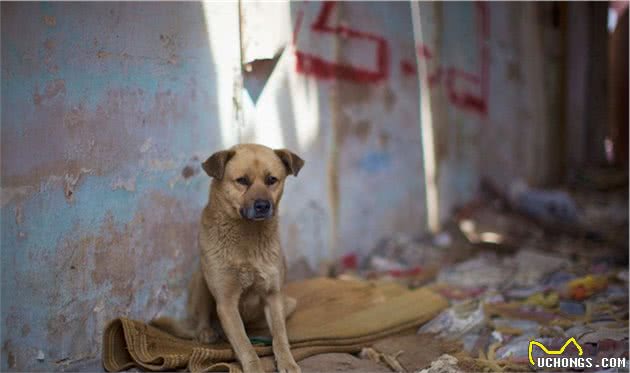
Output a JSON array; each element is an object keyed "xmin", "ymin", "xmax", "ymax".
[
  {"xmin": 446, "ymin": 68, "xmax": 485, "ymax": 114},
  {"xmin": 400, "ymin": 60, "xmax": 416, "ymax": 76},
  {"xmin": 399, "ymin": 5, "xmax": 490, "ymax": 115},
  {"xmin": 449, "ymin": 2, "xmax": 489, "ymax": 114},
  {"xmin": 400, "ymin": 4, "xmax": 490, "ymax": 115},
  {"xmin": 293, "ymin": 2, "xmax": 389, "ymax": 83},
  {"xmin": 294, "ymin": 2, "xmax": 490, "ymax": 115}
]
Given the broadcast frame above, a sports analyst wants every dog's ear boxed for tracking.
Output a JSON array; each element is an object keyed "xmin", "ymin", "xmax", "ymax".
[
  {"xmin": 202, "ymin": 150, "xmax": 236, "ymax": 179},
  {"xmin": 274, "ymin": 149, "xmax": 305, "ymax": 177}
]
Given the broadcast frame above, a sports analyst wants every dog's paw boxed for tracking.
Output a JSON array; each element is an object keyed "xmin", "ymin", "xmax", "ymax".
[
  {"xmin": 242, "ymin": 358, "xmax": 265, "ymax": 373},
  {"xmin": 195, "ymin": 327, "xmax": 218, "ymax": 344},
  {"xmin": 276, "ymin": 358, "xmax": 301, "ymax": 373}
]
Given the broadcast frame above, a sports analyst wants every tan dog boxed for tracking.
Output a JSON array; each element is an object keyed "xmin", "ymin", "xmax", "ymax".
[{"xmin": 151, "ymin": 144, "xmax": 304, "ymax": 373}]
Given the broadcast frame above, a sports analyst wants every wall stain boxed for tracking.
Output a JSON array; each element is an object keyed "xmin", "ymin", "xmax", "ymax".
[
  {"xmin": 42, "ymin": 15, "xmax": 56, "ymax": 27},
  {"xmin": 43, "ymin": 38, "xmax": 55, "ymax": 51},
  {"xmin": 14, "ymin": 205, "xmax": 24, "ymax": 225},
  {"xmin": 42, "ymin": 38, "xmax": 58, "ymax": 73},
  {"xmin": 181, "ymin": 165, "xmax": 197, "ymax": 179},
  {"xmin": 96, "ymin": 50, "xmax": 112, "ymax": 59},
  {"xmin": 2, "ymin": 3, "xmax": 219, "ymax": 371},
  {"xmin": 337, "ymin": 80, "xmax": 374, "ymax": 106},
  {"xmin": 2, "ymin": 340, "xmax": 17, "ymax": 369},
  {"xmin": 379, "ymin": 130, "xmax": 390, "ymax": 148},
  {"xmin": 383, "ymin": 86, "xmax": 397, "ymax": 111},
  {"xmin": 33, "ymin": 79, "xmax": 66, "ymax": 105},
  {"xmin": 353, "ymin": 120, "xmax": 371, "ymax": 142},
  {"xmin": 20, "ymin": 324, "xmax": 30, "ymax": 337},
  {"xmin": 3, "ymin": 85, "xmax": 199, "ymax": 206},
  {"xmin": 63, "ymin": 167, "xmax": 93, "ymax": 202},
  {"xmin": 40, "ymin": 191, "xmax": 198, "ymax": 366},
  {"xmin": 338, "ymin": 115, "xmax": 372, "ymax": 145},
  {"xmin": 110, "ymin": 176, "xmax": 137, "ymax": 192}
]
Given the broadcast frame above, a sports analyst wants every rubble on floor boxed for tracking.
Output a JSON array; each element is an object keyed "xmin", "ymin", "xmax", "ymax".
[
  {"xmin": 369, "ymin": 333, "xmax": 461, "ymax": 373},
  {"xmin": 327, "ymin": 186, "xmax": 628, "ymax": 372},
  {"xmin": 300, "ymin": 353, "xmax": 392, "ymax": 373},
  {"xmin": 418, "ymin": 354, "xmax": 461, "ymax": 373}
]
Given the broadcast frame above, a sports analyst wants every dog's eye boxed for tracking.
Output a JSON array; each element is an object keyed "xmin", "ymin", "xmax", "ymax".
[
  {"xmin": 265, "ymin": 176, "xmax": 278, "ymax": 186},
  {"xmin": 235, "ymin": 177, "xmax": 250, "ymax": 186}
]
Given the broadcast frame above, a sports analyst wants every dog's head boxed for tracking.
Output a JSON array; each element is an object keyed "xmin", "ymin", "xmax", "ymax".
[{"xmin": 202, "ymin": 144, "xmax": 304, "ymax": 221}]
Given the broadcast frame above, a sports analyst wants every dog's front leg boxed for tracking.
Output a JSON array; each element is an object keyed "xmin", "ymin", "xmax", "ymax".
[
  {"xmin": 265, "ymin": 292, "xmax": 300, "ymax": 373},
  {"xmin": 216, "ymin": 296, "xmax": 264, "ymax": 373}
]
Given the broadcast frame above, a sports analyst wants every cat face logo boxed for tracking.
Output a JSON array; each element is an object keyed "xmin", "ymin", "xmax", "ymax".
[{"xmin": 528, "ymin": 337, "xmax": 584, "ymax": 366}]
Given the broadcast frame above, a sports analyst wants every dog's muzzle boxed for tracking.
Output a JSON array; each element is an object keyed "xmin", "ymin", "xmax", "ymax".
[{"xmin": 240, "ymin": 199, "xmax": 274, "ymax": 220}]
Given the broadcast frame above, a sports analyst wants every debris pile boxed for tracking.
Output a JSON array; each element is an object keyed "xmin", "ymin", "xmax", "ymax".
[{"xmin": 335, "ymin": 186, "xmax": 629, "ymax": 372}]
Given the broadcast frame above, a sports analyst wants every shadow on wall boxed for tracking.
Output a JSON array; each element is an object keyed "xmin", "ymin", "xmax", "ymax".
[{"xmin": 1, "ymin": 2, "xmax": 229, "ymax": 371}]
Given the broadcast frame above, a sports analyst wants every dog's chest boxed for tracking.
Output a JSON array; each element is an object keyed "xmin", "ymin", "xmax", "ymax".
[{"xmin": 231, "ymin": 260, "xmax": 279, "ymax": 292}]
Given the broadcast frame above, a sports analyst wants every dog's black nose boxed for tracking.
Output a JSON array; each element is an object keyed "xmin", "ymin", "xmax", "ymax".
[{"xmin": 254, "ymin": 199, "xmax": 271, "ymax": 214}]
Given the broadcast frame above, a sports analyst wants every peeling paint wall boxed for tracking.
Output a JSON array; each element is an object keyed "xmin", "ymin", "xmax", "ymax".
[
  {"xmin": 241, "ymin": 2, "xmax": 567, "ymax": 264},
  {"xmin": 2, "ymin": 2, "xmax": 569, "ymax": 371},
  {"xmin": 1, "ymin": 2, "xmax": 237, "ymax": 370}
]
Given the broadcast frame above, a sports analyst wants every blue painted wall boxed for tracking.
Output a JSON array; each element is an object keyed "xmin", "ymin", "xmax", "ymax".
[{"xmin": 1, "ymin": 3, "xmax": 225, "ymax": 370}]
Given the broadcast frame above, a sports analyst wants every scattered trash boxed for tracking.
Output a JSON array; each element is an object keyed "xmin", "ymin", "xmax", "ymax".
[
  {"xmin": 544, "ymin": 271, "xmax": 577, "ymax": 289},
  {"xmin": 334, "ymin": 186, "xmax": 627, "ymax": 373},
  {"xmin": 431, "ymin": 284, "xmax": 486, "ymax": 301},
  {"xmin": 566, "ymin": 275, "xmax": 608, "ymax": 300},
  {"xmin": 418, "ymin": 301, "xmax": 485, "ymax": 339},
  {"xmin": 505, "ymin": 286, "xmax": 545, "ymax": 300},
  {"xmin": 603, "ymin": 284, "xmax": 628, "ymax": 303},
  {"xmin": 437, "ymin": 254, "xmax": 512, "ymax": 289},
  {"xmin": 484, "ymin": 302, "xmax": 570, "ymax": 326},
  {"xmin": 491, "ymin": 318, "xmax": 539, "ymax": 337},
  {"xmin": 363, "ymin": 234, "xmax": 445, "ymax": 272},
  {"xmin": 592, "ymin": 339, "xmax": 630, "ymax": 361},
  {"xmin": 581, "ymin": 327, "xmax": 629, "ymax": 344},
  {"xmin": 417, "ymin": 354, "xmax": 460, "ymax": 373},
  {"xmin": 495, "ymin": 334, "xmax": 538, "ymax": 361},
  {"xmin": 457, "ymin": 219, "xmax": 507, "ymax": 246},
  {"xmin": 509, "ymin": 180, "xmax": 580, "ymax": 224},
  {"xmin": 524, "ymin": 291, "xmax": 559, "ymax": 308},
  {"xmin": 511, "ymin": 249, "xmax": 568, "ymax": 287},
  {"xmin": 300, "ymin": 352, "xmax": 392, "ymax": 373},
  {"xmin": 433, "ymin": 232, "xmax": 452, "ymax": 248},
  {"xmin": 370, "ymin": 256, "xmax": 408, "ymax": 273},
  {"xmin": 559, "ymin": 300, "xmax": 586, "ymax": 316},
  {"xmin": 340, "ymin": 252, "xmax": 359, "ymax": 271},
  {"xmin": 359, "ymin": 347, "xmax": 405, "ymax": 372}
]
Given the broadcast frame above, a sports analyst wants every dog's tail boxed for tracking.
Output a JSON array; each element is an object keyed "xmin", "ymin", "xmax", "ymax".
[{"xmin": 149, "ymin": 317, "xmax": 196, "ymax": 340}]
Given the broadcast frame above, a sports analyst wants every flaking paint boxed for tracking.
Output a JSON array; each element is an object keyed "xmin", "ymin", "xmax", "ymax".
[{"xmin": 2, "ymin": 2, "xmax": 569, "ymax": 371}]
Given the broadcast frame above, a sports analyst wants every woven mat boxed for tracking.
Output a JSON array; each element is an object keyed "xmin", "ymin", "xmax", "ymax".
[{"xmin": 102, "ymin": 277, "xmax": 447, "ymax": 372}]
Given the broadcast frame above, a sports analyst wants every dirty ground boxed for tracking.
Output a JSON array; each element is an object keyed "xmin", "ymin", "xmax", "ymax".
[
  {"xmin": 319, "ymin": 180, "xmax": 629, "ymax": 373},
  {"xmin": 108, "ymin": 178, "xmax": 628, "ymax": 373},
  {"xmin": 76, "ymin": 177, "xmax": 628, "ymax": 373}
]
